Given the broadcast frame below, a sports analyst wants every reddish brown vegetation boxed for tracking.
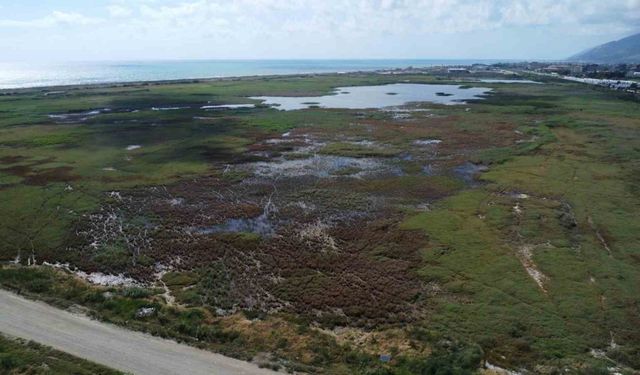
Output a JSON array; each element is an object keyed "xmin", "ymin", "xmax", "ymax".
[
  {"xmin": 1, "ymin": 164, "xmax": 79, "ymax": 185},
  {"xmin": 65, "ymin": 106, "xmax": 521, "ymax": 327}
]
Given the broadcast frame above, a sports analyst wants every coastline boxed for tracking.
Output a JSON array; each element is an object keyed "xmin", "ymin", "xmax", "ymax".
[
  {"xmin": 0, "ymin": 59, "xmax": 511, "ymax": 92},
  {"xmin": 0, "ymin": 71, "xmax": 376, "ymax": 93}
]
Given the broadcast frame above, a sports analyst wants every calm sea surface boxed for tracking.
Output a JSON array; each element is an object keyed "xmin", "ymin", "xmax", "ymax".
[{"xmin": 0, "ymin": 59, "xmax": 507, "ymax": 89}]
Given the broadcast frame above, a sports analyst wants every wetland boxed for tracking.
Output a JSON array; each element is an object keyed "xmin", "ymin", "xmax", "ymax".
[{"xmin": 0, "ymin": 72, "xmax": 639, "ymax": 375}]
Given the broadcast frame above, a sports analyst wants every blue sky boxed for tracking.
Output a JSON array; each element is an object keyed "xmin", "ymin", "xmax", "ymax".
[{"xmin": 0, "ymin": 0, "xmax": 638, "ymax": 61}]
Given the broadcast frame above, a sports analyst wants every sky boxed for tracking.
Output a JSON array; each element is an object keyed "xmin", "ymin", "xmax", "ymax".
[{"xmin": 0, "ymin": 0, "xmax": 638, "ymax": 62}]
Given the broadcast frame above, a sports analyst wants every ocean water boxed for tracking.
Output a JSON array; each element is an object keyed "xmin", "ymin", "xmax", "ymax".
[{"xmin": 0, "ymin": 59, "xmax": 504, "ymax": 89}]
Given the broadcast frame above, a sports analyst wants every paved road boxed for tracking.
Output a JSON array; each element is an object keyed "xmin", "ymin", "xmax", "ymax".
[{"xmin": 0, "ymin": 289, "xmax": 278, "ymax": 375}]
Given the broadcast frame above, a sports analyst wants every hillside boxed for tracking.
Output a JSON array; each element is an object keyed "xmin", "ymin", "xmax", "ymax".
[{"xmin": 570, "ymin": 32, "xmax": 640, "ymax": 63}]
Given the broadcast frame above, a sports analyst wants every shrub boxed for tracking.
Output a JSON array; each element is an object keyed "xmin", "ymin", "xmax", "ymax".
[
  {"xmin": 121, "ymin": 287, "xmax": 153, "ymax": 299},
  {"xmin": 92, "ymin": 245, "xmax": 131, "ymax": 270},
  {"xmin": 402, "ymin": 343, "xmax": 484, "ymax": 375},
  {"xmin": 25, "ymin": 278, "xmax": 51, "ymax": 293},
  {"xmin": 0, "ymin": 354, "xmax": 18, "ymax": 370}
]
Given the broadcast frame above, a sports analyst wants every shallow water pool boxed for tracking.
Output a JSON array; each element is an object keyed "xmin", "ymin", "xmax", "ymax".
[
  {"xmin": 479, "ymin": 79, "xmax": 542, "ymax": 84},
  {"xmin": 250, "ymin": 83, "xmax": 491, "ymax": 110}
]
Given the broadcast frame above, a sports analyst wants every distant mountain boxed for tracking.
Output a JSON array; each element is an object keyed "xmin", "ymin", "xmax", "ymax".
[{"xmin": 569, "ymin": 33, "xmax": 640, "ymax": 63}]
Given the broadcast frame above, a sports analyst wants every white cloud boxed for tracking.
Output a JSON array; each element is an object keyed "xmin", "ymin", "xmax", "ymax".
[
  {"xmin": 0, "ymin": 11, "xmax": 101, "ymax": 28},
  {"xmin": 0, "ymin": 0, "xmax": 637, "ymax": 60},
  {"xmin": 108, "ymin": 0, "xmax": 640, "ymax": 37},
  {"xmin": 108, "ymin": 5, "xmax": 133, "ymax": 18},
  {"xmin": 2, "ymin": 1, "xmax": 637, "ymax": 36}
]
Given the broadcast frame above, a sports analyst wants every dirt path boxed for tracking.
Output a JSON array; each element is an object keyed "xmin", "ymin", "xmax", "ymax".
[{"xmin": 0, "ymin": 289, "xmax": 278, "ymax": 375}]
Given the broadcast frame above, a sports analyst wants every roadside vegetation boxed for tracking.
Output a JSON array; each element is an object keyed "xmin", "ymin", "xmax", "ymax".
[
  {"xmin": 0, "ymin": 72, "xmax": 638, "ymax": 374},
  {"xmin": 0, "ymin": 334, "xmax": 122, "ymax": 375}
]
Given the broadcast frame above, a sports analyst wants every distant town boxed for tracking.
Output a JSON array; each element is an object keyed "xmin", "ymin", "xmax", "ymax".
[
  {"xmin": 495, "ymin": 62, "xmax": 640, "ymax": 93},
  {"xmin": 379, "ymin": 62, "xmax": 640, "ymax": 95}
]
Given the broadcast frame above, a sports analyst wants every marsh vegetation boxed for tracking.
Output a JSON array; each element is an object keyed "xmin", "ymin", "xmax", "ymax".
[{"xmin": 0, "ymin": 72, "xmax": 638, "ymax": 374}]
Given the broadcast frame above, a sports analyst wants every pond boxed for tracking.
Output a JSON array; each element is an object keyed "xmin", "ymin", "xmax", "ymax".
[
  {"xmin": 479, "ymin": 79, "xmax": 542, "ymax": 84},
  {"xmin": 250, "ymin": 83, "xmax": 491, "ymax": 111}
]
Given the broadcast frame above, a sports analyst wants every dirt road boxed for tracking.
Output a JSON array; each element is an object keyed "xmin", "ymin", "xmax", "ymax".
[{"xmin": 0, "ymin": 289, "xmax": 279, "ymax": 375}]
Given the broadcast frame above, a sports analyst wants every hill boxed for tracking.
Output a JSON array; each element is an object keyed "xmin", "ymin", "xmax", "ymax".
[{"xmin": 570, "ymin": 32, "xmax": 640, "ymax": 63}]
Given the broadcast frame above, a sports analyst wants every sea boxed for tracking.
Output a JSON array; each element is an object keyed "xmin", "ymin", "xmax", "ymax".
[{"xmin": 0, "ymin": 59, "xmax": 508, "ymax": 89}]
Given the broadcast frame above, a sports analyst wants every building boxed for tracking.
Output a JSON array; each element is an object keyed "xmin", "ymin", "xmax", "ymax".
[
  {"xmin": 542, "ymin": 65, "xmax": 571, "ymax": 75},
  {"xmin": 471, "ymin": 64, "xmax": 490, "ymax": 71},
  {"xmin": 447, "ymin": 68, "xmax": 470, "ymax": 74},
  {"xmin": 569, "ymin": 65, "xmax": 584, "ymax": 74},
  {"xmin": 583, "ymin": 64, "xmax": 600, "ymax": 74}
]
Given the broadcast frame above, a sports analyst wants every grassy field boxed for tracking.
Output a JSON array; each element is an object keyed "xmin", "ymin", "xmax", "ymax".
[
  {"xmin": 0, "ymin": 72, "xmax": 638, "ymax": 374},
  {"xmin": 0, "ymin": 334, "xmax": 122, "ymax": 374}
]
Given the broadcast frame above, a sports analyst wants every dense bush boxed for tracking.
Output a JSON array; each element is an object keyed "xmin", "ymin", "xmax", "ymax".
[{"xmin": 400, "ymin": 343, "xmax": 484, "ymax": 375}]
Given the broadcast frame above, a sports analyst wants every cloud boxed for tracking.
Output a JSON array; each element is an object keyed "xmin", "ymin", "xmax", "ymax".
[
  {"xmin": 0, "ymin": 0, "xmax": 637, "ymax": 60},
  {"xmin": 2, "ymin": 1, "xmax": 637, "ymax": 36},
  {"xmin": 107, "ymin": 0, "xmax": 640, "ymax": 38},
  {"xmin": 107, "ymin": 5, "xmax": 133, "ymax": 18},
  {"xmin": 0, "ymin": 11, "xmax": 102, "ymax": 28}
]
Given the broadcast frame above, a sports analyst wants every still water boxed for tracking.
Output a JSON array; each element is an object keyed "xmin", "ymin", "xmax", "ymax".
[{"xmin": 251, "ymin": 83, "xmax": 491, "ymax": 110}]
